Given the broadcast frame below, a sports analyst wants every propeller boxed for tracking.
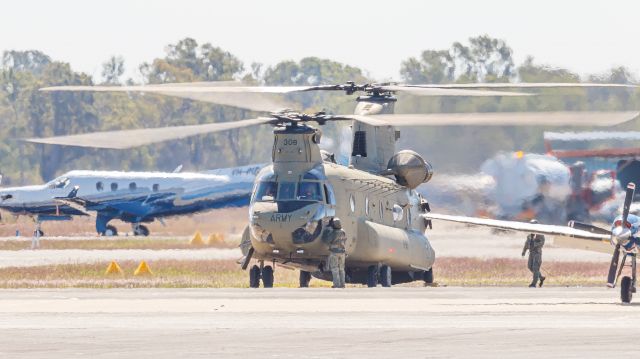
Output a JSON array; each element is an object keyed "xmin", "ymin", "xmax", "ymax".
[{"xmin": 606, "ymin": 182, "xmax": 636, "ymax": 287}]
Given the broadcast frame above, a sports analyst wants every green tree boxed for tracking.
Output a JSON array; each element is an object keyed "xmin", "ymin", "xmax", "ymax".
[{"xmin": 101, "ymin": 56, "xmax": 125, "ymax": 85}]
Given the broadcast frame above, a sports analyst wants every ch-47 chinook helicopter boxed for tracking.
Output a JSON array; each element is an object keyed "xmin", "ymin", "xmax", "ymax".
[{"xmin": 33, "ymin": 81, "xmax": 639, "ymax": 288}]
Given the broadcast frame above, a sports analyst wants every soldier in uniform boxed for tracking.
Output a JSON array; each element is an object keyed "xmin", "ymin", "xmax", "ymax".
[
  {"xmin": 326, "ymin": 217, "xmax": 347, "ymax": 288},
  {"xmin": 522, "ymin": 219, "xmax": 546, "ymax": 287}
]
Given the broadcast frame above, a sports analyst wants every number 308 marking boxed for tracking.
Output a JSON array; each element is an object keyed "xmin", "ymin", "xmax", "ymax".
[{"xmin": 283, "ymin": 139, "xmax": 298, "ymax": 146}]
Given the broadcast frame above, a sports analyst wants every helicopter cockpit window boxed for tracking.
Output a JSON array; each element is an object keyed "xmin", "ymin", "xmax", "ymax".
[
  {"xmin": 255, "ymin": 181, "xmax": 277, "ymax": 201},
  {"xmin": 324, "ymin": 184, "xmax": 336, "ymax": 205},
  {"xmin": 297, "ymin": 182, "xmax": 323, "ymax": 201},
  {"xmin": 302, "ymin": 166, "xmax": 326, "ymax": 181},
  {"xmin": 48, "ymin": 177, "xmax": 70, "ymax": 189},
  {"xmin": 278, "ymin": 182, "xmax": 297, "ymax": 200}
]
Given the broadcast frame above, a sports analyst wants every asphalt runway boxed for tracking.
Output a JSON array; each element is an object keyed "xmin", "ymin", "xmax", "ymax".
[
  {"xmin": 0, "ymin": 222, "xmax": 610, "ymax": 268},
  {"xmin": 0, "ymin": 287, "xmax": 638, "ymax": 358}
]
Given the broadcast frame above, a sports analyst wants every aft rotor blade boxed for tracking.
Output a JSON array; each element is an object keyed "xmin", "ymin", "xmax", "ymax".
[
  {"xmin": 25, "ymin": 117, "xmax": 273, "ymax": 149},
  {"xmin": 622, "ymin": 182, "xmax": 636, "ymax": 225},
  {"xmin": 607, "ymin": 244, "xmax": 622, "ymax": 287},
  {"xmin": 423, "ymin": 213, "xmax": 611, "ymax": 240},
  {"xmin": 380, "ymin": 85, "xmax": 530, "ymax": 97},
  {"xmin": 350, "ymin": 111, "xmax": 639, "ymax": 127},
  {"xmin": 406, "ymin": 83, "xmax": 639, "ymax": 89},
  {"xmin": 567, "ymin": 220, "xmax": 612, "ymax": 236}
]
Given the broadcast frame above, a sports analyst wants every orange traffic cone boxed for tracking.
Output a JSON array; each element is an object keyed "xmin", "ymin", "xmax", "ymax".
[
  {"xmin": 207, "ymin": 233, "xmax": 225, "ymax": 246},
  {"xmin": 190, "ymin": 231, "xmax": 205, "ymax": 246},
  {"xmin": 105, "ymin": 261, "xmax": 123, "ymax": 275},
  {"xmin": 134, "ymin": 260, "xmax": 153, "ymax": 276}
]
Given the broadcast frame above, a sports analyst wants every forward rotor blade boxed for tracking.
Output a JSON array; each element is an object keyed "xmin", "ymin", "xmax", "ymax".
[
  {"xmin": 25, "ymin": 117, "xmax": 273, "ymax": 149},
  {"xmin": 407, "ymin": 83, "xmax": 639, "ymax": 89},
  {"xmin": 40, "ymin": 82, "xmax": 302, "ymax": 112},
  {"xmin": 350, "ymin": 111, "xmax": 639, "ymax": 127},
  {"xmin": 622, "ymin": 182, "xmax": 636, "ymax": 225},
  {"xmin": 607, "ymin": 244, "xmax": 622, "ymax": 287},
  {"xmin": 567, "ymin": 220, "xmax": 612, "ymax": 236},
  {"xmin": 423, "ymin": 213, "xmax": 611, "ymax": 240}
]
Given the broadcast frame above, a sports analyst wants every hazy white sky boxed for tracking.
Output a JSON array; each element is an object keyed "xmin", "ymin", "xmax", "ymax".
[{"xmin": 1, "ymin": 0, "xmax": 638, "ymax": 82}]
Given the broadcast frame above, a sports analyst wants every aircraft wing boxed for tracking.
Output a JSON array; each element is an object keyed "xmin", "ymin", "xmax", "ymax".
[
  {"xmin": 423, "ymin": 213, "xmax": 610, "ymax": 241},
  {"xmin": 53, "ymin": 198, "xmax": 92, "ymax": 216}
]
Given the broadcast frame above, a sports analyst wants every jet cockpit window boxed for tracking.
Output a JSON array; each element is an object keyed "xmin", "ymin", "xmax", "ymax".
[
  {"xmin": 48, "ymin": 177, "xmax": 70, "ymax": 189},
  {"xmin": 278, "ymin": 182, "xmax": 297, "ymax": 200},
  {"xmin": 297, "ymin": 182, "xmax": 323, "ymax": 201},
  {"xmin": 255, "ymin": 181, "xmax": 277, "ymax": 201}
]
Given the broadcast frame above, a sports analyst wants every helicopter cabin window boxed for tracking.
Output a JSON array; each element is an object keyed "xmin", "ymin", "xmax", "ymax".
[
  {"xmin": 278, "ymin": 182, "xmax": 297, "ymax": 200},
  {"xmin": 152, "ymin": 184, "xmax": 159, "ymax": 192},
  {"xmin": 352, "ymin": 131, "xmax": 367, "ymax": 157},
  {"xmin": 365, "ymin": 197, "xmax": 370, "ymax": 216},
  {"xmin": 111, "ymin": 182, "xmax": 118, "ymax": 191},
  {"xmin": 129, "ymin": 182, "xmax": 137, "ymax": 191},
  {"xmin": 297, "ymin": 182, "xmax": 323, "ymax": 201},
  {"xmin": 349, "ymin": 194, "xmax": 356, "ymax": 213},
  {"xmin": 96, "ymin": 181, "xmax": 104, "ymax": 191},
  {"xmin": 255, "ymin": 181, "xmax": 277, "ymax": 201},
  {"xmin": 392, "ymin": 204, "xmax": 403, "ymax": 222},
  {"xmin": 324, "ymin": 184, "xmax": 336, "ymax": 205}
]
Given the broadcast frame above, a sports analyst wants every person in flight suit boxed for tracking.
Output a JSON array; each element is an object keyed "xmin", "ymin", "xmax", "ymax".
[
  {"xmin": 522, "ymin": 219, "xmax": 546, "ymax": 287},
  {"xmin": 326, "ymin": 217, "xmax": 347, "ymax": 288}
]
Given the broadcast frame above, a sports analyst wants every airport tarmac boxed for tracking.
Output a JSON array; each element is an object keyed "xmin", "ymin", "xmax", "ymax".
[
  {"xmin": 0, "ymin": 223, "xmax": 610, "ymax": 268},
  {"xmin": 0, "ymin": 287, "xmax": 637, "ymax": 358}
]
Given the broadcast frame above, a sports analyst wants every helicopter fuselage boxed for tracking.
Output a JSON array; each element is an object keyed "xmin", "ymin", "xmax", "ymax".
[{"xmin": 246, "ymin": 119, "xmax": 435, "ymax": 285}]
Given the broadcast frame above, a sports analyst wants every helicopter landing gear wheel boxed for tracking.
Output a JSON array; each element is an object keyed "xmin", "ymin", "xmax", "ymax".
[
  {"xmin": 249, "ymin": 265, "xmax": 261, "ymax": 288},
  {"xmin": 621, "ymin": 276, "xmax": 633, "ymax": 304},
  {"xmin": 262, "ymin": 265, "xmax": 274, "ymax": 288},
  {"xmin": 299, "ymin": 271, "xmax": 311, "ymax": 288},
  {"xmin": 104, "ymin": 225, "xmax": 118, "ymax": 236},
  {"xmin": 366, "ymin": 265, "xmax": 378, "ymax": 288},
  {"xmin": 379, "ymin": 265, "xmax": 392, "ymax": 287},
  {"xmin": 424, "ymin": 268, "xmax": 434, "ymax": 285},
  {"xmin": 133, "ymin": 224, "xmax": 150, "ymax": 236}
]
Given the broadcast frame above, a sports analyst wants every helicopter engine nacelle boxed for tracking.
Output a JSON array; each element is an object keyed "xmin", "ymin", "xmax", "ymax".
[{"xmin": 384, "ymin": 150, "xmax": 433, "ymax": 189}]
